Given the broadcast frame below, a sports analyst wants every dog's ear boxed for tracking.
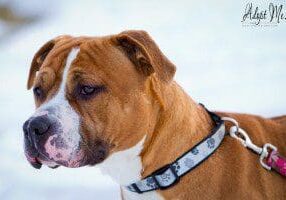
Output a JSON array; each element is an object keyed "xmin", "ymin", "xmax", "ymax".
[
  {"xmin": 27, "ymin": 40, "xmax": 55, "ymax": 90},
  {"xmin": 114, "ymin": 30, "xmax": 176, "ymax": 83}
]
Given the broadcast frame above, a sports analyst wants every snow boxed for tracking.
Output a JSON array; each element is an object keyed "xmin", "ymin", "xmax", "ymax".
[{"xmin": 0, "ymin": 0, "xmax": 285, "ymax": 199}]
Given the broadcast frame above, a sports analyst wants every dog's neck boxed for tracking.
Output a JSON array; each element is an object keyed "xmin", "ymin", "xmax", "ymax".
[
  {"xmin": 140, "ymin": 79, "xmax": 214, "ymax": 178},
  {"xmin": 98, "ymin": 78, "xmax": 214, "ymax": 196}
]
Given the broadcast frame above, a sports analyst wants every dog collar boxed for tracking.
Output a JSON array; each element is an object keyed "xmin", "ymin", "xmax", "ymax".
[{"xmin": 125, "ymin": 104, "xmax": 226, "ymax": 193}]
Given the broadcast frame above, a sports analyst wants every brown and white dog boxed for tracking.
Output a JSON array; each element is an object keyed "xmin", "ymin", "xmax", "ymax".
[{"xmin": 23, "ymin": 30, "xmax": 286, "ymax": 199}]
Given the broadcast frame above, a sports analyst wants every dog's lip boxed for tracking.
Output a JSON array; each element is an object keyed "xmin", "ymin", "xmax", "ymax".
[
  {"xmin": 48, "ymin": 164, "xmax": 60, "ymax": 169},
  {"xmin": 27, "ymin": 156, "xmax": 42, "ymax": 169},
  {"xmin": 25, "ymin": 143, "xmax": 85, "ymax": 169},
  {"xmin": 36, "ymin": 152, "xmax": 61, "ymax": 169},
  {"xmin": 32, "ymin": 156, "xmax": 60, "ymax": 169},
  {"xmin": 25, "ymin": 150, "xmax": 61, "ymax": 169}
]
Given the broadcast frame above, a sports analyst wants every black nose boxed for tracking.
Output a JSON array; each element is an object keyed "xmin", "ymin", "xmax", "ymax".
[{"xmin": 23, "ymin": 115, "xmax": 51, "ymax": 137}]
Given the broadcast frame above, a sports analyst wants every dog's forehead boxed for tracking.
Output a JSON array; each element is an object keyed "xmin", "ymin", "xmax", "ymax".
[
  {"xmin": 34, "ymin": 35, "xmax": 141, "ymax": 100},
  {"xmin": 33, "ymin": 37, "xmax": 88, "ymax": 88},
  {"xmin": 40, "ymin": 37, "xmax": 87, "ymax": 73},
  {"xmin": 38, "ymin": 36, "xmax": 115, "ymax": 78}
]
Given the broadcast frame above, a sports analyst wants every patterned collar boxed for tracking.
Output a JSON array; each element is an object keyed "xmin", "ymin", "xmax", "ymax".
[{"xmin": 125, "ymin": 104, "xmax": 226, "ymax": 194}]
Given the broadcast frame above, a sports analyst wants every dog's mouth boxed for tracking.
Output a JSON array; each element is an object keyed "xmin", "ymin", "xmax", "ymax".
[
  {"xmin": 23, "ymin": 120, "xmax": 90, "ymax": 169},
  {"xmin": 24, "ymin": 136, "xmax": 109, "ymax": 169},
  {"xmin": 24, "ymin": 143, "xmax": 66, "ymax": 169},
  {"xmin": 23, "ymin": 115, "xmax": 110, "ymax": 169},
  {"xmin": 24, "ymin": 145, "xmax": 108, "ymax": 169},
  {"xmin": 26, "ymin": 152, "xmax": 60, "ymax": 169},
  {"xmin": 24, "ymin": 133, "xmax": 60, "ymax": 169},
  {"xmin": 24, "ymin": 141, "xmax": 88, "ymax": 169}
]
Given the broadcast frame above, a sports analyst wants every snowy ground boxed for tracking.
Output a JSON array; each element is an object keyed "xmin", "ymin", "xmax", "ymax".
[{"xmin": 0, "ymin": 0, "xmax": 285, "ymax": 200}]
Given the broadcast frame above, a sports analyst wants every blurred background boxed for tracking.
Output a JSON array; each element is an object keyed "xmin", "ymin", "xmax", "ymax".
[{"xmin": 0, "ymin": 0, "xmax": 285, "ymax": 199}]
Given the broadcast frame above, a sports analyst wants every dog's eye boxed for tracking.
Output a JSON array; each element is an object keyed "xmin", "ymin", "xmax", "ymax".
[
  {"xmin": 33, "ymin": 86, "xmax": 43, "ymax": 98},
  {"xmin": 79, "ymin": 85, "xmax": 105, "ymax": 98},
  {"xmin": 81, "ymin": 86, "xmax": 96, "ymax": 95}
]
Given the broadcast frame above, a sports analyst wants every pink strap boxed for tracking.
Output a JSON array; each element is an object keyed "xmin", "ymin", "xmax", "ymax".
[{"xmin": 266, "ymin": 150, "xmax": 286, "ymax": 177}]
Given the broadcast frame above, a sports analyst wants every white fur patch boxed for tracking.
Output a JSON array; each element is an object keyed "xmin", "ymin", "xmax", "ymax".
[
  {"xmin": 32, "ymin": 48, "xmax": 83, "ymax": 167},
  {"xmin": 98, "ymin": 137, "xmax": 164, "ymax": 200}
]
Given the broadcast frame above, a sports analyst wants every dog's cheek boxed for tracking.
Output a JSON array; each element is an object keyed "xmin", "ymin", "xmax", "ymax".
[
  {"xmin": 77, "ymin": 99, "xmax": 113, "ymax": 143},
  {"xmin": 77, "ymin": 115, "xmax": 117, "ymax": 165}
]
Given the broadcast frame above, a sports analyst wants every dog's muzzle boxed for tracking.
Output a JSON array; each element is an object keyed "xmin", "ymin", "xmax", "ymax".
[
  {"xmin": 23, "ymin": 115, "xmax": 56, "ymax": 169},
  {"xmin": 23, "ymin": 112, "xmax": 109, "ymax": 169},
  {"xmin": 23, "ymin": 113, "xmax": 85, "ymax": 169}
]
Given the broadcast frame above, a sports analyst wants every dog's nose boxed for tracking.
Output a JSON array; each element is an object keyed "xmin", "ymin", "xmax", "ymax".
[{"xmin": 24, "ymin": 115, "xmax": 50, "ymax": 137}]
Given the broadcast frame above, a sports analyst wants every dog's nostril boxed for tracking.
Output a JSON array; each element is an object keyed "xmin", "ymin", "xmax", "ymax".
[
  {"xmin": 32, "ymin": 124, "xmax": 49, "ymax": 136},
  {"xmin": 28, "ymin": 116, "xmax": 51, "ymax": 136},
  {"xmin": 34, "ymin": 128, "xmax": 42, "ymax": 135}
]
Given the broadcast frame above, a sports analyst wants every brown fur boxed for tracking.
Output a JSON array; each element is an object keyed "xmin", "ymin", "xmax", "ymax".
[{"xmin": 27, "ymin": 30, "xmax": 286, "ymax": 199}]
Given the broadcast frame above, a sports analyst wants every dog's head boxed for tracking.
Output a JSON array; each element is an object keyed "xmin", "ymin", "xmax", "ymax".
[{"xmin": 23, "ymin": 31, "xmax": 176, "ymax": 169}]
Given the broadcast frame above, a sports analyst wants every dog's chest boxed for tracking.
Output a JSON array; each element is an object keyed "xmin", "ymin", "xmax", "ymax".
[{"xmin": 98, "ymin": 138, "xmax": 163, "ymax": 200}]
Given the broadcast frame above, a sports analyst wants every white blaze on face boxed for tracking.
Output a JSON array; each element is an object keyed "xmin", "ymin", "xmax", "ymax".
[{"xmin": 32, "ymin": 48, "xmax": 83, "ymax": 167}]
